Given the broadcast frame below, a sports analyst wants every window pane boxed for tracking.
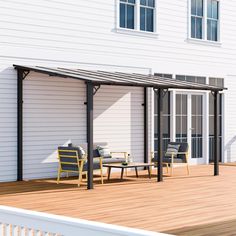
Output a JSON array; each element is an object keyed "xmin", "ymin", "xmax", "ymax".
[
  {"xmin": 218, "ymin": 78, "xmax": 224, "ymax": 87},
  {"xmin": 148, "ymin": 0, "xmax": 155, "ymax": 7},
  {"xmin": 140, "ymin": 0, "xmax": 146, "ymax": 5},
  {"xmin": 176, "ymin": 94, "xmax": 181, "ymax": 115},
  {"xmin": 186, "ymin": 76, "xmax": 196, "ymax": 82},
  {"xmin": 182, "ymin": 116, "xmax": 187, "ymax": 134},
  {"xmin": 127, "ymin": 5, "xmax": 134, "ymax": 29},
  {"xmin": 207, "ymin": 0, "xmax": 212, "ymax": 18},
  {"xmin": 176, "ymin": 75, "xmax": 186, "ymax": 81},
  {"xmin": 176, "ymin": 116, "xmax": 181, "ymax": 136},
  {"xmin": 212, "ymin": 0, "xmax": 218, "ymax": 19},
  {"xmin": 140, "ymin": 7, "xmax": 145, "ymax": 31},
  {"xmin": 120, "ymin": 3, "xmax": 126, "ymax": 28},
  {"xmin": 191, "ymin": 17, "xmax": 196, "ymax": 38},
  {"xmin": 207, "ymin": 19, "xmax": 212, "ymax": 40},
  {"xmin": 146, "ymin": 8, "xmax": 154, "ymax": 32},
  {"xmin": 191, "ymin": 0, "xmax": 196, "ymax": 15},
  {"xmin": 196, "ymin": 77, "xmax": 206, "ymax": 84},
  {"xmin": 196, "ymin": 17, "xmax": 202, "ymax": 39},
  {"xmin": 196, "ymin": 0, "xmax": 203, "ymax": 16},
  {"xmin": 128, "ymin": 0, "xmax": 135, "ymax": 3},
  {"xmin": 212, "ymin": 20, "xmax": 218, "ymax": 41}
]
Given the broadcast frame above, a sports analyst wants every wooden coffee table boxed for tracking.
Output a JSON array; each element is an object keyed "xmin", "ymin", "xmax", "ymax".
[{"xmin": 103, "ymin": 162, "xmax": 154, "ymax": 180}]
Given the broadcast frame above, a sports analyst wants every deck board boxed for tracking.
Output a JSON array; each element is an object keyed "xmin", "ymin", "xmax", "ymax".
[{"xmin": 0, "ymin": 165, "xmax": 236, "ymax": 235}]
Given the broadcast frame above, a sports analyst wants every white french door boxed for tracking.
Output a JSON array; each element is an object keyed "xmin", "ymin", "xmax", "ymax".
[{"xmin": 175, "ymin": 92, "xmax": 207, "ymax": 164}]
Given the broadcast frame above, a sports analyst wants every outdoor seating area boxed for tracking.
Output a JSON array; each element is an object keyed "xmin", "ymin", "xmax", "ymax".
[
  {"xmin": 0, "ymin": 165, "xmax": 236, "ymax": 235},
  {"xmin": 57, "ymin": 141, "xmax": 190, "ymax": 186}
]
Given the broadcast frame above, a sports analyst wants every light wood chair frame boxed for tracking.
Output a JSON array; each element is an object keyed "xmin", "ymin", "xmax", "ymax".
[
  {"xmin": 57, "ymin": 149, "xmax": 103, "ymax": 187},
  {"xmin": 164, "ymin": 151, "xmax": 190, "ymax": 176},
  {"xmin": 150, "ymin": 150, "xmax": 190, "ymax": 176}
]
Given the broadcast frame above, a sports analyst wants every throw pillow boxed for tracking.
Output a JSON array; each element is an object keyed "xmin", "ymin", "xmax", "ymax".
[
  {"xmin": 78, "ymin": 146, "xmax": 86, "ymax": 159},
  {"xmin": 97, "ymin": 145, "xmax": 111, "ymax": 158},
  {"xmin": 165, "ymin": 144, "xmax": 180, "ymax": 157}
]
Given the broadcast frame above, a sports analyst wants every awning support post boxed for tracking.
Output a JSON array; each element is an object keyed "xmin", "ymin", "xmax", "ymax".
[
  {"xmin": 87, "ymin": 82, "xmax": 94, "ymax": 189},
  {"xmin": 17, "ymin": 69, "xmax": 24, "ymax": 181},
  {"xmin": 157, "ymin": 88, "xmax": 163, "ymax": 182},
  {"xmin": 214, "ymin": 90, "xmax": 219, "ymax": 176},
  {"xmin": 144, "ymin": 87, "xmax": 149, "ymax": 164}
]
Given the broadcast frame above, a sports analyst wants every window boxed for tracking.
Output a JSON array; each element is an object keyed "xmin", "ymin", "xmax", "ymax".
[
  {"xmin": 155, "ymin": 73, "xmax": 173, "ymax": 79},
  {"xmin": 191, "ymin": 0, "xmax": 203, "ymax": 39},
  {"xmin": 119, "ymin": 0, "xmax": 156, "ymax": 33},
  {"xmin": 120, "ymin": 0, "xmax": 135, "ymax": 29},
  {"xmin": 140, "ymin": 0, "xmax": 155, "ymax": 32},
  {"xmin": 209, "ymin": 77, "xmax": 224, "ymax": 87},
  {"xmin": 190, "ymin": 0, "xmax": 220, "ymax": 42},
  {"xmin": 176, "ymin": 75, "xmax": 206, "ymax": 84},
  {"xmin": 207, "ymin": 0, "xmax": 219, "ymax": 41}
]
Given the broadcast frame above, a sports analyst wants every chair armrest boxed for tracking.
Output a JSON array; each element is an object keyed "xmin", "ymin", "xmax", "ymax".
[
  {"xmin": 110, "ymin": 152, "xmax": 128, "ymax": 158},
  {"xmin": 176, "ymin": 152, "xmax": 188, "ymax": 155}
]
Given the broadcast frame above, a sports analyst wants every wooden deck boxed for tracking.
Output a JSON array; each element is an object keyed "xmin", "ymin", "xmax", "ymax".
[{"xmin": 0, "ymin": 165, "xmax": 236, "ymax": 236}]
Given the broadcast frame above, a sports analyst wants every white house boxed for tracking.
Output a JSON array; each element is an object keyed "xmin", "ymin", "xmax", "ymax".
[{"xmin": 0, "ymin": 0, "xmax": 235, "ymax": 183}]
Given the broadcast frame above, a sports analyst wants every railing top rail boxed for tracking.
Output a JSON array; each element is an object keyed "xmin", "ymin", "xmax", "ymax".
[{"xmin": 0, "ymin": 205, "xmax": 172, "ymax": 236}]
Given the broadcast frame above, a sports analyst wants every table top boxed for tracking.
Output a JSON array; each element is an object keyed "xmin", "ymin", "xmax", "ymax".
[{"xmin": 102, "ymin": 162, "xmax": 154, "ymax": 168}]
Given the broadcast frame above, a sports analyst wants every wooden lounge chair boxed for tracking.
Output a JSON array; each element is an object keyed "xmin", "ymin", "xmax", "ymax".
[
  {"xmin": 57, "ymin": 146, "xmax": 103, "ymax": 187},
  {"xmin": 151, "ymin": 142, "xmax": 190, "ymax": 176}
]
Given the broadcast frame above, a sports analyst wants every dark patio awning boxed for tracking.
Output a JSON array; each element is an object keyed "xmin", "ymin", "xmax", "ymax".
[
  {"xmin": 13, "ymin": 65, "xmax": 226, "ymax": 91},
  {"xmin": 14, "ymin": 64, "xmax": 225, "ymax": 189}
]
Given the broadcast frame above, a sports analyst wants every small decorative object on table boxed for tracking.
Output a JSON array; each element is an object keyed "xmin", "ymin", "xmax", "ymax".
[{"xmin": 122, "ymin": 162, "xmax": 128, "ymax": 166}]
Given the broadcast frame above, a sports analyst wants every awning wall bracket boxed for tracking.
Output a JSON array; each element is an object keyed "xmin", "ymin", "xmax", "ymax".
[
  {"xmin": 22, "ymin": 70, "xmax": 30, "ymax": 80},
  {"xmin": 93, "ymin": 85, "xmax": 101, "ymax": 95}
]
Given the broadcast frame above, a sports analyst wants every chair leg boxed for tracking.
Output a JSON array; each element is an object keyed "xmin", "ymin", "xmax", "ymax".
[
  {"xmin": 57, "ymin": 168, "xmax": 61, "ymax": 184},
  {"xmin": 100, "ymin": 168, "xmax": 104, "ymax": 184},
  {"xmin": 78, "ymin": 172, "xmax": 83, "ymax": 187},
  {"xmin": 78, "ymin": 161, "xmax": 84, "ymax": 187},
  {"xmin": 99, "ymin": 158, "xmax": 104, "ymax": 184}
]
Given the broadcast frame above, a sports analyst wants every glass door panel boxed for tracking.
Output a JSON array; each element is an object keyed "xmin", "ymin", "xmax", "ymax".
[
  {"xmin": 191, "ymin": 95, "xmax": 203, "ymax": 159},
  {"xmin": 176, "ymin": 94, "xmax": 188, "ymax": 143},
  {"xmin": 175, "ymin": 93, "xmax": 204, "ymax": 162}
]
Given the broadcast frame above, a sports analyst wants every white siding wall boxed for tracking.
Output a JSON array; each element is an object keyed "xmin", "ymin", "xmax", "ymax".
[
  {"xmin": 1, "ymin": 0, "xmax": 236, "ymax": 181},
  {"xmin": 224, "ymin": 75, "xmax": 236, "ymax": 163},
  {"xmin": 94, "ymin": 86, "xmax": 144, "ymax": 163},
  {"xmin": 22, "ymin": 74, "xmax": 144, "ymax": 180},
  {"xmin": 0, "ymin": 65, "xmax": 17, "ymax": 182},
  {"xmin": 23, "ymin": 72, "xmax": 86, "ymax": 179}
]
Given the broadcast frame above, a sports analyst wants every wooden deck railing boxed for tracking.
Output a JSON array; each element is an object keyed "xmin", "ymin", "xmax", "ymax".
[{"xmin": 0, "ymin": 206, "xmax": 170, "ymax": 236}]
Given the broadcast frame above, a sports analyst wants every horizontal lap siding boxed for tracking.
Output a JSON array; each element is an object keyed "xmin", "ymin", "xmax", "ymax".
[
  {"xmin": 23, "ymin": 72, "xmax": 86, "ymax": 179},
  {"xmin": 224, "ymin": 76, "xmax": 236, "ymax": 163},
  {"xmin": 1, "ymin": 0, "xmax": 236, "ymax": 74},
  {"xmin": 94, "ymin": 86, "xmax": 144, "ymax": 163},
  {"xmin": 0, "ymin": 66, "xmax": 17, "ymax": 182}
]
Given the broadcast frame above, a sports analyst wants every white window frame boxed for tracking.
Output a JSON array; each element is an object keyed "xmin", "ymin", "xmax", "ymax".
[
  {"xmin": 116, "ymin": 0, "xmax": 158, "ymax": 38},
  {"xmin": 188, "ymin": 0, "xmax": 221, "ymax": 45}
]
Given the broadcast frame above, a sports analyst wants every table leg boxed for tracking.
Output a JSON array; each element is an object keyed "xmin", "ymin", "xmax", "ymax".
[
  {"xmin": 121, "ymin": 168, "xmax": 124, "ymax": 179},
  {"xmin": 148, "ymin": 166, "xmax": 151, "ymax": 179},
  {"xmin": 107, "ymin": 167, "xmax": 111, "ymax": 180},
  {"xmin": 135, "ymin": 167, "xmax": 138, "ymax": 178}
]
